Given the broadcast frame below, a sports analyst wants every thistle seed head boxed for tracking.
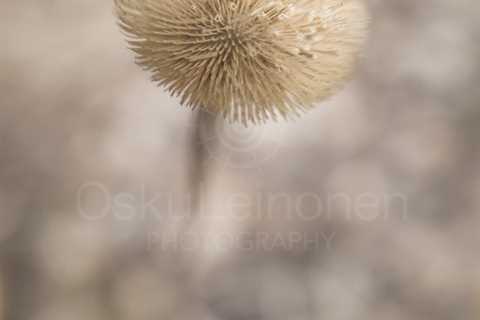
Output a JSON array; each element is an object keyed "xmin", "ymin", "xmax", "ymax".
[{"xmin": 115, "ymin": 0, "xmax": 368, "ymax": 124}]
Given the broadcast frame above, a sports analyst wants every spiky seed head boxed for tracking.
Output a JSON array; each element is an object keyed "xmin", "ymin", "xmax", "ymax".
[{"xmin": 115, "ymin": 0, "xmax": 368, "ymax": 124}]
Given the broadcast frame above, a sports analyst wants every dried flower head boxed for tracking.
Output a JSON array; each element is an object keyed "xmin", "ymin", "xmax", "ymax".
[{"xmin": 115, "ymin": 0, "xmax": 368, "ymax": 124}]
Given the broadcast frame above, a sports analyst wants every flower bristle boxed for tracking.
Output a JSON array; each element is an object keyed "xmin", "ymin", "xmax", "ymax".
[{"xmin": 115, "ymin": 0, "xmax": 368, "ymax": 125}]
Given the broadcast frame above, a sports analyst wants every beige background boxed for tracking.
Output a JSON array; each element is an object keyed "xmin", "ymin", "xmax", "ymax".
[{"xmin": 1, "ymin": 1, "xmax": 480, "ymax": 319}]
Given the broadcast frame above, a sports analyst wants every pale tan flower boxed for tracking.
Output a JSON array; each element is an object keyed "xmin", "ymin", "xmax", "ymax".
[{"xmin": 115, "ymin": 0, "xmax": 368, "ymax": 124}]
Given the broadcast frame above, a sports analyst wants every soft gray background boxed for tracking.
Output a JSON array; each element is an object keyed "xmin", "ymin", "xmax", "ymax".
[{"xmin": 1, "ymin": 1, "xmax": 480, "ymax": 319}]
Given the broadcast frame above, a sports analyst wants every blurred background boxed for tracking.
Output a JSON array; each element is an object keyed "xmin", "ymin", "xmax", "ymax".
[{"xmin": 1, "ymin": 0, "xmax": 480, "ymax": 319}]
